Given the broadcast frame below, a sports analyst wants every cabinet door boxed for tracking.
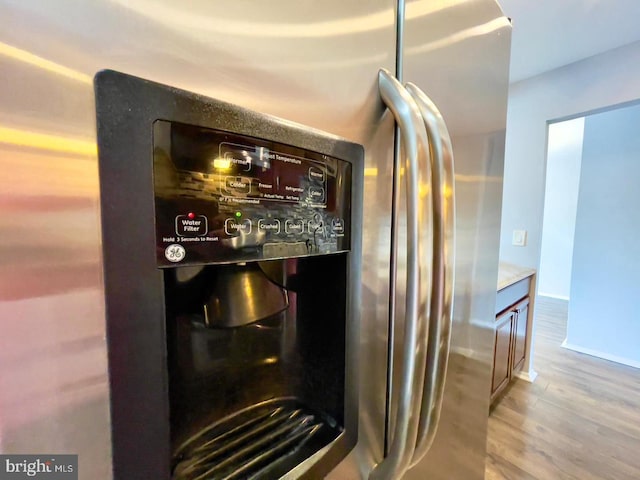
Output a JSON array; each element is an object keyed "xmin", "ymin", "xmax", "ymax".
[
  {"xmin": 491, "ymin": 310, "xmax": 514, "ymax": 400},
  {"xmin": 511, "ymin": 298, "xmax": 529, "ymax": 372}
]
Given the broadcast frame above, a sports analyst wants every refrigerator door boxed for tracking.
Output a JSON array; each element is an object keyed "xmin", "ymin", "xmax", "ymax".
[
  {"xmin": 400, "ymin": 1, "xmax": 512, "ymax": 479},
  {"xmin": 0, "ymin": 1, "xmax": 397, "ymax": 478}
]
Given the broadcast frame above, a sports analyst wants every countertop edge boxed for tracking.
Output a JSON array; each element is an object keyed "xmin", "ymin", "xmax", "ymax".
[{"xmin": 497, "ymin": 262, "xmax": 536, "ymax": 291}]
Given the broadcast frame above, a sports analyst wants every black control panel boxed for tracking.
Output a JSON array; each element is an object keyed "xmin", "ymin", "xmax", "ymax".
[{"xmin": 153, "ymin": 121, "xmax": 352, "ymax": 266}]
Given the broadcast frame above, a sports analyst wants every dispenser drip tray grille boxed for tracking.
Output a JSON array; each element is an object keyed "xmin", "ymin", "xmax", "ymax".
[{"xmin": 172, "ymin": 397, "xmax": 341, "ymax": 480}]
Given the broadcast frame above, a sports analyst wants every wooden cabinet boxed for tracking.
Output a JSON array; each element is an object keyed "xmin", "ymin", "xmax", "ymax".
[
  {"xmin": 491, "ymin": 310, "xmax": 514, "ymax": 401},
  {"xmin": 491, "ymin": 276, "xmax": 532, "ymax": 405},
  {"xmin": 512, "ymin": 298, "xmax": 529, "ymax": 372}
]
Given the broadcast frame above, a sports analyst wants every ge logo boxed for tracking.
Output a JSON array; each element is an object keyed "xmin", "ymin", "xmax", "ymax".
[{"xmin": 165, "ymin": 244, "xmax": 186, "ymax": 263}]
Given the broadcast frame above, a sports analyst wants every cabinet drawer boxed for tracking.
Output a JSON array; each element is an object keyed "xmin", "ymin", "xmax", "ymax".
[{"xmin": 496, "ymin": 277, "xmax": 530, "ymax": 314}]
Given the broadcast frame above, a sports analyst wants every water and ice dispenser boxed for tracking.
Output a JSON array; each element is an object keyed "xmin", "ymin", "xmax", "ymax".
[{"xmin": 95, "ymin": 71, "xmax": 362, "ymax": 479}]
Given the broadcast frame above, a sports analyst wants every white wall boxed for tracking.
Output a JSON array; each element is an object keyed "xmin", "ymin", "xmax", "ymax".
[
  {"xmin": 537, "ymin": 118, "xmax": 584, "ymax": 299},
  {"xmin": 499, "ymin": 40, "xmax": 640, "ymax": 270},
  {"xmin": 564, "ymin": 103, "xmax": 640, "ymax": 367}
]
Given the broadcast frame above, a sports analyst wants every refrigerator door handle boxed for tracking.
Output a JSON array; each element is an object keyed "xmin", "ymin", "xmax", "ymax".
[
  {"xmin": 404, "ymin": 83, "xmax": 456, "ymax": 467},
  {"xmin": 370, "ymin": 69, "xmax": 430, "ymax": 480}
]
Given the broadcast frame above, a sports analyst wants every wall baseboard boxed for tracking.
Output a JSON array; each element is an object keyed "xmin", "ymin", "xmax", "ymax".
[
  {"xmin": 538, "ymin": 292, "xmax": 570, "ymax": 301},
  {"xmin": 561, "ymin": 339, "xmax": 640, "ymax": 369},
  {"xmin": 515, "ymin": 369, "xmax": 538, "ymax": 383}
]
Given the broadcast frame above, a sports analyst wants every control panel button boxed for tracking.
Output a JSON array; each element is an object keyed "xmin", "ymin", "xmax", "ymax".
[
  {"xmin": 308, "ymin": 186, "xmax": 325, "ymax": 203},
  {"xmin": 175, "ymin": 214, "xmax": 208, "ymax": 237},
  {"xmin": 224, "ymin": 176, "xmax": 251, "ymax": 195},
  {"xmin": 219, "ymin": 143, "xmax": 252, "ymax": 171},
  {"xmin": 285, "ymin": 219, "xmax": 304, "ymax": 234},
  {"xmin": 308, "ymin": 214, "xmax": 324, "ymax": 233},
  {"xmin": 331, "ymin": 218, "xmax": 345, "ymax": 234},
  {"xmin": 258, "ymin": 218, "xmax": 281, "ymax": 234},
  {"xmin": 309, "ymin": 167, "xmax": 325, "ymax": 183},
  {"xmin": 225, "ymin": 218, "xmax": 252, "ymax": 235}
]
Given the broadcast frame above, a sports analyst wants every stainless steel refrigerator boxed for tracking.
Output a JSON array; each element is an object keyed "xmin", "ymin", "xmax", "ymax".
[{"xmin": 0, "ymin": 1, "xmax": 511, "ymax": 479}]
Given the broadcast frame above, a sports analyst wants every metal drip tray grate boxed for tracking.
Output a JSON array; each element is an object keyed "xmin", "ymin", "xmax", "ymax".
[{"xmin": 172, "ymin": 398, "xmax": 341, "ymax": 480}]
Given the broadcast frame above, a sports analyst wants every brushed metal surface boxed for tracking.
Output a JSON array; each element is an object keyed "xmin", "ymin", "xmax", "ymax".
[
  {"xmin": 402, "ymin": 0, "xmax": 512, "ymax": 479},
  {"xmin": 0, "ymin": 0, "xmax": 511, "ymax": 478},
  {"xmin": 0, "ymin": 1, "xmax": 396, "ymax": 478}
]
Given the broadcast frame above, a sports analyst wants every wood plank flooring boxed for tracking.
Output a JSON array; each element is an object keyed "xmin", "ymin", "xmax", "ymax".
[{"xmin": 485, "ymin": 296, "xmax": 640, "ymax": 480}]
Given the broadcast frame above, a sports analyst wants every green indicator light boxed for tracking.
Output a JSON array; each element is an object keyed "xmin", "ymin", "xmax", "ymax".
[{"xmin": 235, "ymin": 211, "xmax": 242, "ymax": 218}]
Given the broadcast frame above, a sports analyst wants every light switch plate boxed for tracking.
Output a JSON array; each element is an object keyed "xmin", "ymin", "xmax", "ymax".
[{"xmin": 512, "ymin": 229, "xmax": 527, "ymax": 247}]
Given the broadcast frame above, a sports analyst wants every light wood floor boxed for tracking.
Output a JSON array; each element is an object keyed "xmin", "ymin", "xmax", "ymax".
[{"xmin": 485, "ymin": 296, "xmax": 640, "ymax": 480}]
